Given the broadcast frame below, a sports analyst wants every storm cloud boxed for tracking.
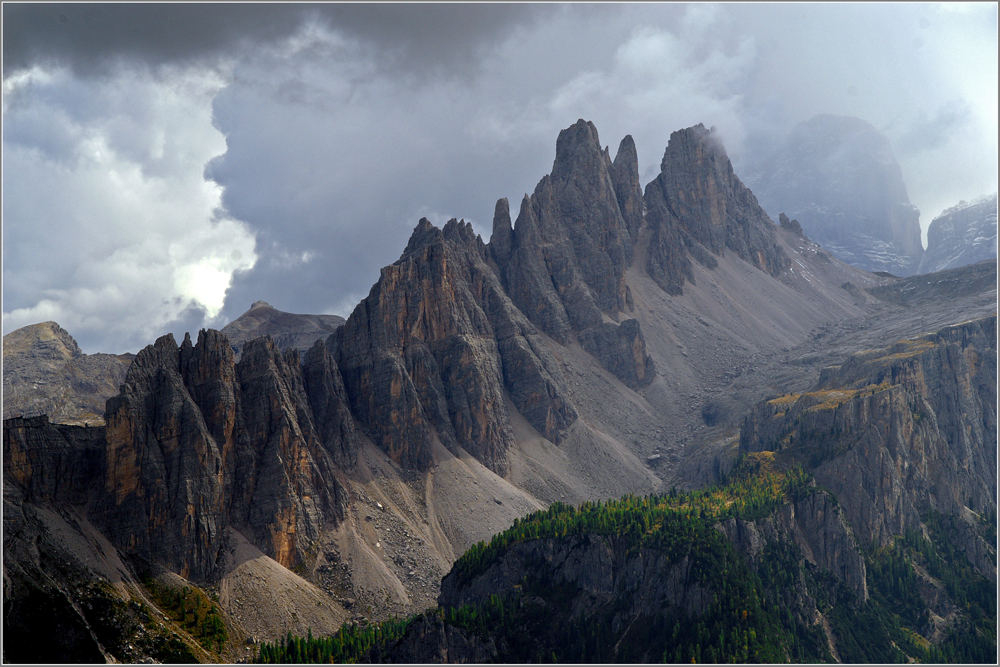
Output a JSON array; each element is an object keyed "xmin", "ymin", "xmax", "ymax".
[{"xmin": 3, "ymin": 3, "xmax": 996, "ymax": 353}]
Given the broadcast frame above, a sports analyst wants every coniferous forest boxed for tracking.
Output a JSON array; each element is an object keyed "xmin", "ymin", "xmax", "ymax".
[{"xmin": 257, "ymin": 457, "xmax": 996, "ymax": 663}]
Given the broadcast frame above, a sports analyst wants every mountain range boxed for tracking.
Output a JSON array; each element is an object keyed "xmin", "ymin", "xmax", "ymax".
[{"xmin": 3, "ymin": 119, "xmax": 995, "ymax": 664}]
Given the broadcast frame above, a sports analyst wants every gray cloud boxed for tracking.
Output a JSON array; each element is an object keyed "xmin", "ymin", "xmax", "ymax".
[
  {"xmin": 2, "ymin": 3, "xmax": 549, "ymax": 79},
  {"xmin": 2, "ymin": 3, "xmax": 308, "ymax": 74},
  {"xmin": 3, "ymin": 3, "xmax": 996, "ymax": 352}
]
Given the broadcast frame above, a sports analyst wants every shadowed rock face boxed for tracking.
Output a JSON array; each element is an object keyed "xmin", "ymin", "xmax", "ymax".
[
  {"xmin": 502, "ymin": 120, "xmax": 634, "ymax": 336},
  {"xmin": 746, "ymin": 114, "xmax": 923, "ymax": 275},
  {"xmin": 610, "ymin": 134, "xmax": 644, "ymax": 241},
  {"xmin": 496, "ymin": 119, "xmax": 655, "ymax": 388},
  {"xmin": 99, "ymin": 330, "xmax": 347, "ymax": 580},
  {"xmin": 644, "ymin": 124, "xmax": 791, "ymax": 295},
  {"xmin": 4, "ymin": 416, "xmax": 105, "ymax": 507}
]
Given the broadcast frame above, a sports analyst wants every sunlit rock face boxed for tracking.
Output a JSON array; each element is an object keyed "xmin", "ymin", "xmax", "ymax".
[
  {"xmin": 745, "ymin": 114, "xmax": 924, "ymax": 276},
  {"xmin": 2, "ymin": 321, "xmax": 133, "ymax": 426}
]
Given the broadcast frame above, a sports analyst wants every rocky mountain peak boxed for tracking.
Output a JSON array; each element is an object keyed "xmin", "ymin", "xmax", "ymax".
[
  {"xmin": 551, "ymin": 118, "xmax": 604, "ymax": 181},
  {"xmin": 611, "ymin": 134, "xmax": 643, "ymax": 239},
  {"xmin": 102, "ymin": 326, "xmax": 347, "ymax": 580},
  {"xmin": 442, "ymin": 218, "xmax": 483, "ymax": 249},
  {"xmin": 644, "ymin": 123, "xmax": 790, "ymax": 294},
  {"xmin": 502, "ymin": 119, "xmax": 634, "ymax": 328},
  {"xmin": 221, "ymin": 298, "xmax": 345, "ymax": 358},
  {"xmin": 2, "ymin": 321, "xmax": 82, "ymax": 361},
  {"xmin": 659, "ymin": 122, "xmax": 716, "ymax": 172},
  {"xmin": 3, "ymin": 321, "xmax": 133, "ymax": 424},
  {"xmin": 401, "ymin": 217, "xmax": 444, "ymax": 258},
  {"xmin": 489, "ymin": 197, "xmax": 514, "ymax": 267}
]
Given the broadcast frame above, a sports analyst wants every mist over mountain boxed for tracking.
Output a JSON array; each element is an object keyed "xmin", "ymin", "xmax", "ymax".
[
  {"xmin": 3, "ymin": 119, "xmax": 995, "ymax": 664},
  {"xmin": 744, "ymin": 114, "xmax": 925, "ymax": 276}
]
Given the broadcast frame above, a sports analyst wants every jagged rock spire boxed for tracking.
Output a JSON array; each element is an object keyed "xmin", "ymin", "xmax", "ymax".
[{"xmin": 643, "ymin": 124, "xmax": 790, "ymax": 294}]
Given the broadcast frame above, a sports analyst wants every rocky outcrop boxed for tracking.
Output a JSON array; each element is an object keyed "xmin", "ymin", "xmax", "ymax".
[
  {"xmin": 2, "ymin": 321, "xmax": 133, "ymax": 425},
  {"xmin": 368, "ymin": 613, "xmax": 497, "ymax": 663},
  {"xmin": 439, "ymin": 533, "xmax": 715, "ymax": 618},
  {"xmin": 335, "ymin": 218, "xmax": 576, "ymax": 474},
  {"xmin": 741, "ymin": 316, "xmax": 997, "ymax": 571},
  {"xmin": 778, "ymin": 212, "xmax": 804, "ymax": 236},
  {"xmin": 610, "ymin": 135, "xmax": 644, "ymax": 241},
  {"xmin": 220, "ymin": 300, "xmax": 345, "ymax": 357},
  {"xmin": 98, "ymin": 330, "xmax": 347, "ymax": 580},
  {"xmin": 545, "ymin": 119, "xmax": 634, "ymax": 315},
  {"xmin": 495, "ymin": 120, "xmax": 654, "ymax": 386},
  {"xmin": 644, "ymin": 124, "xmax": 791, "ymax": 295},
  {"xmin": 746, "ymin": 114, "xmax": 924, "ymax": 275},
  {"xmin": 576, "ymin": 319, "xmax": 655, "ymax": 388},
  {"xmin": 919, "ymin": 194, "xmax": 998, "ymax": 274}
]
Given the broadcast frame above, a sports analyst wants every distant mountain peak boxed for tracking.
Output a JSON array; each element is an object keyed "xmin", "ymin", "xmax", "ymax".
[
  {"xmin": 920, "ymin": 193, "xmax": 998, "ymax": 274},
  {"xmin": 2, "ymin": 321, "xmax": 131, "ymax": 424},
  {"xmin": 2, "ymin": 320, "xmax": 82, "ymax": 360},
  {"xmin": 221, "ymin": 301, "xmax": 345, "ymax": 356},
  {"xmin": 745, "ymin": 114, "xmax": 924, "ymax": 275}
]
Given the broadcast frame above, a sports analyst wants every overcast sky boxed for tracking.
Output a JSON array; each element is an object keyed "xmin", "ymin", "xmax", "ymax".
[{"xmin": 3, "ymin": 2, "xmax": 997, "ymax": 353}]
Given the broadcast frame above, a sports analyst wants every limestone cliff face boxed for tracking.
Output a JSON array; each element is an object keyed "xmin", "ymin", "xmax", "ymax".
[
  {"xmin": 610, "ymin": 134, "xmax": 644, "ymax": 241},
  {"xmin": 717, "ymin": 491, "xmax": 867, "ymax": 602},
  {"xmin": 740, "ymin": 316, "xmax": 997, "ymax": 571},
  {"xmin": 336, "ymin": 218, "xmax": 576, "ymax": 474},
  {"xmin": 439, "ymin": 533, "xmax": 715, "ymax": 619},
  {"xmin": 3, "ymin": 416, "xmax": 105, "ymax": 507},
  {"xmin": 644, "ymin": 124, "xmax": 791, "ymax": 295},
  {"xmin": 99, "ymin": 330, "xmax": 347, "ymax": 580},
  {"xmin": 534, "ymin": 119, "xmax": 633, "ymax": 317}
]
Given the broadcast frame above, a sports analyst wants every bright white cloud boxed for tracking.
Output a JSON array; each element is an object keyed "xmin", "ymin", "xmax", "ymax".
[{"xmin": 2, "ymin": 65, "xmax": 257, "ymax": 352}]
